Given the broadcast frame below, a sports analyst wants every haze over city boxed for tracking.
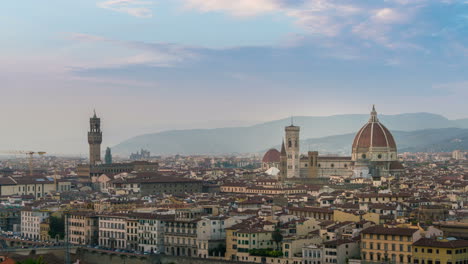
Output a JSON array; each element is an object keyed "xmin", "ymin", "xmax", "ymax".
[
  {"xmin": 1, "ymin": 2, "xmax": 468, "ymax": 264},
  {"xmin": 1, "ymin": 0, "xmax": 468, "ymax": 154}
]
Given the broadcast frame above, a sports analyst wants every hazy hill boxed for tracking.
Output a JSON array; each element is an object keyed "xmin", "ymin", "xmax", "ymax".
[
  {"xmin": 299, "ymin": 128, "xmax": 468, "ymax": 155},
  {"xmin": 113, "ymin": 112, "xmax": 467, "ymax": 155}
]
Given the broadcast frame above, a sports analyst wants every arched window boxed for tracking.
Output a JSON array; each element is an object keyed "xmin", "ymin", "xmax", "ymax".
[{"xmin": 288, "ymin": 139, "xmax": 292, "ymax": 148}]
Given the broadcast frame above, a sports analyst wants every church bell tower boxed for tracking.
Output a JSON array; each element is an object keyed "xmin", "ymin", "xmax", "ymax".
[
  {"xmin": 88, "ymin": 110, "xmax": 102, "ymax": 165},
  {"xmin": 285, "ymin": 119, "xmax": 300, "ymax": 178}
]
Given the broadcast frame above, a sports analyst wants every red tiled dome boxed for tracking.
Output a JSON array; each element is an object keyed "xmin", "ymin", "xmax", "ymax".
[
  {"xmin": 262, "ymin": 149, "xmax": 281, "ymax": 163},
  {"xmin": 352, "ymin": 106, "xmax": 397, "ymax": 151},
  {"xmin": 352, "ymin": 122, "xmax": 397, "ymax": 150}
]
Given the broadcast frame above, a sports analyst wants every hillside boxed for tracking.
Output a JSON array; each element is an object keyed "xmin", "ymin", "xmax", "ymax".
[
  {"xmin": 113, "ymin": 112, "xmax": 467, "ymax": 155},
  {"xmin": 298, "ymin": 128, "xmax": 468, "ymax": 155}
]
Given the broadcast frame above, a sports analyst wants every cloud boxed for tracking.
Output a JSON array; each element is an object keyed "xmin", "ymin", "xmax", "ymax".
[
  {"xmin": 97, "ymin": 0, "xmax": 153, "ymax": 18},
  {"xmin": 65, "ymin": 33, "xmax": 199, "ymax": 70},
  {"xmin": 181, "ymin": 0, "xmax": 450, "ymax": 49},
  {"xmin": 182, "ymin": 0, "xmax": 281, "ymax": 17}
]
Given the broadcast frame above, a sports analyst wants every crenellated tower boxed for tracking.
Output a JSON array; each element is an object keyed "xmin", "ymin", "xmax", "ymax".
[{"xmin": 88, "ymin": 110, "xmax": 102, "ymax": 165}]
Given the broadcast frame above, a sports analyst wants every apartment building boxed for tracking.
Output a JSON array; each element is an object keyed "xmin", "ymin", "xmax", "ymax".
[
  {"xmin": 68, "ymin": 212, "xmax": 99, "ymax": 246},
  {"xmin": 98, "ymin": 214, "xmax": 128, "ymax": 250},
  {"xmin": 412, "ymin": 238, "xmax": 468, "ymax": 264},
  {"xmin": 136, "ymin": 213, "xmax": 166, "ymax": 253},
  {"xmin": 164, "ymin": 208, "xmax": 203, "ymax": 257},
  {"xmin": 361, "ymin": 225, "xmax": 421, "ymax": 264},
  {"xmin": 20, "ymin": 208, "xmax": 49, "ymax": 240}
]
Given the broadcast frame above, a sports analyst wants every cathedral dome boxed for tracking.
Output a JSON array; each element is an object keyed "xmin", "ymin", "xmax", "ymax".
[
  {"xmin": 352, "ymin": 106, "xmax": 397, "ymax": 161},
  {"xmin": 262, "ymin": 148, "xmax": 281, "ymax": 163}
]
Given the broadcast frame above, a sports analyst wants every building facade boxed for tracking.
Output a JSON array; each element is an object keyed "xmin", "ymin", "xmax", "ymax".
[
  {"xmin": 20, "ymin": 209, "xmax": 49, "ymax": 240},
  {"xmin": 68, "ymin": 212, "xmax": 99, "ymax": 246}
]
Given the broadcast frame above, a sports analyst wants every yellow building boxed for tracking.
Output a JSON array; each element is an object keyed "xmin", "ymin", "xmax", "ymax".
[
  {"xmin": 412, "ymin": 237, "xmax": 468, "ymax": 264},
  {"xmin": 361, "ymin": 225, "xmax": 421, "ymax": 264},
  {"xmin": 332, "ymin": 210, "xmax": 380, "ymax": 225},
  {"xmin": 40, "ymin": 221, "xmax": 50, "ymax": 241},
  {"xmin": 225, "ymin": 219, "xmax": 275, "ymax": 262}
]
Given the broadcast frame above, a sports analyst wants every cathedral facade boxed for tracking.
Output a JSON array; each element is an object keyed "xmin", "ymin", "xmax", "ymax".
[{"xmin": 273, "ymin": 106, "xmax": 404, "ymax": 182}]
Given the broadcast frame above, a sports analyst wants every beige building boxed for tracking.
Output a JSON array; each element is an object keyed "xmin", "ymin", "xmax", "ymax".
[
  {"xmin": 164, "ymin": 208, "xmax": 203, "ymax": 257},
  {"xmin": 288, "ymin": 207, "xmax": 334, "ymax": 221},
  {"xmin": 126, "ymin": 218, "xmax": 139, "ymax": 251},
  {"xmin": 0, "ymin": 176, "xmax": 68, "ymax": 199},
  {"xmin": 21, "ymin": 209, "xmax": 49, "ymax": 240},
  {"xmin": 98, "ymin": 214, "xmax": 128, "ymax": 249},
  {"xmin": 39, "ymin": 220, "xmax": 50, "ymax": 242},
  {"xmin": 285, "ymin": 124, "xmax": 301, "ymax": 178},
  {"xmin": 68, "ymin": 212, "xmax": 98, "ymax": 246},
  {"xmin": 452, "ymin": 150, "xmax": 465, "ymax": 160}
]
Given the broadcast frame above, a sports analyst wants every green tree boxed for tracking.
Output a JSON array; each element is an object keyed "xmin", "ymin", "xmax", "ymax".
[
  {"xmin": 16, "ymin": 256, "xmax": 47, "ymax": 264},
  {"xmin": 272, "ymin": 229, "xmax": 283, "ymax": 250},
  {"xmin": 48, "ymin": 215, "xmax": 65, "ymax": 240}
]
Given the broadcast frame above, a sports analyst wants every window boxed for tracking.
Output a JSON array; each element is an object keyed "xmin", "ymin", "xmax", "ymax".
[{"xmin": 447, "ymin": 250, "xmax": 452, "ymax": 254}]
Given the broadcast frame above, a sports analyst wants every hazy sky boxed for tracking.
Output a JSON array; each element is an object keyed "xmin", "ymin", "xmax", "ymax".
[{"xmin": 1, "ymin": 0, "xmax": 467, "ymax": 155}]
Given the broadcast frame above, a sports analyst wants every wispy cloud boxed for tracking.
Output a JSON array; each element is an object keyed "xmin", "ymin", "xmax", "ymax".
[
  {"xmin": 97, "ymin": 0, "xmax": 153, "ymax": 18},
  {"xmin": 181, "ymin": 0, "xmax": 455, "ymax": 50},
  {"xmin": 183, "ymin": 0, "xmax": 280, "ymax": 17},
  {"xmin": 66, "ymin": 33, "xmax": 199, "ymax": 69}
]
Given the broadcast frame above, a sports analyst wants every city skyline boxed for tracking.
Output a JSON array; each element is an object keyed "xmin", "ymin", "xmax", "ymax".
[{"xmin": 1, "ymin": 0, "xmax": 467, "ymax": 154}]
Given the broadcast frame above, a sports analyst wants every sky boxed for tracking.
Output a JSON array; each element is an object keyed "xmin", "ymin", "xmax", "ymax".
[{"xmin": 0, "ymin": 0, "xmax": 467, "ymax": 155}]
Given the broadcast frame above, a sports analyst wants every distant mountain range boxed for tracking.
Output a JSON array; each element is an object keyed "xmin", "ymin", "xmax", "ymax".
[
  {"xmin": 112, "ymin": 113, "xmax": 468, "ymax": 156},
  {"xmin": 298, "ymin": 128, "xmax": 468, "ymax": 155}
]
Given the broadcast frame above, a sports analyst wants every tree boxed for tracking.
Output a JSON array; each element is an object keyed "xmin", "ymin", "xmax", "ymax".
[
  {"xmin": 272, "ymin": 229, "xmax": 283, "ymax": 250},
  {"xmin": 48, "ymin": 215, "xmax": 65, "ymax": 240},
  {"xmin": 16, "ymin": 256, "xmax": 47, "ymax": 264}
]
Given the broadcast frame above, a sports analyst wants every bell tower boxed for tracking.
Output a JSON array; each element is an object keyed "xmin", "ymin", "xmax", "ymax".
[
  {"xmin": 88, "ymin": 110, "xmax": 102, "ymax": 165},
  {"xmin": 285, "ymin": 118, "xmax": 300, "ymax": 178}
]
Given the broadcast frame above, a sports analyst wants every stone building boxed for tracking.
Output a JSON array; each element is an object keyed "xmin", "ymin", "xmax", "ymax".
[
  {"xmin": 352, "ymin": 105, "xmax": 404, "ymax": 179},
  {"xmin": 88, "ymin": 110, "xmax": 102, "ymax": 165},
  {"xmin": 138, "ymin": 174, "xmax": 203, "ymax": 196},
  {"xmin": 274, "ymin": 106, "xmax": 404, "ymax": 182},
  {"xmin": 164, "ymin": 208, "xmax": 203, "ymax": 257},
  {"xmin": 285, "ymin": 124, "xmax": 301, "ymax": 178},
  {"xmin": 79, "ymin": 160, "xmax": 159, "ymax": 178}
]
